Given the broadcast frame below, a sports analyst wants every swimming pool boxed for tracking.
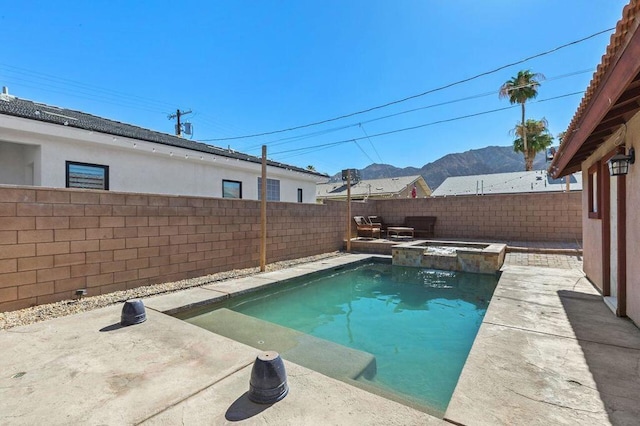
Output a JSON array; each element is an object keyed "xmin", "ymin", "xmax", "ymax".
[{"xmin": 178, "ymin": 260, "xmax": 497, "ymax": 416}]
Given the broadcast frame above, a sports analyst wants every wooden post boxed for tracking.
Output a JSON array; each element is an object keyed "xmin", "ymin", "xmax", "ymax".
[
  {"xmin": 346, "ymin": 171, "xmax": 351, "ymax": 252},
  {"xmin": 260, "ymin": 145, "xmax": 267, "ymax": 272}
]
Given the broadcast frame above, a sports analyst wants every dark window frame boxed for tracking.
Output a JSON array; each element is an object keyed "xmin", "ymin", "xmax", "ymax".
[
  {"xmin": 222, "ymin": 179, "xmax": 242, "ymax": 199},
  {"xmin": 65, "ymin": 161, "xmax": 109, "ymax": 190},
  {"xmin": 297, "ymin": 188, "xmax": 303, "ymax": 203}
]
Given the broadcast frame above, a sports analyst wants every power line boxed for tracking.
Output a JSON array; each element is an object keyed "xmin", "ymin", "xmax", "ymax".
[
  {"xmin": 0, "ymin": 63, "xmax": 255, "ymax": 138},
  {"xmin": 0, "ymin": 63, "xmax": 176, "ymax": 111},
  {"xmin": 205, "ymin": 28, "xmax": 613, "ymax": 142},
  {"xmin": 231, "ymin": 68, "xmax": 593, "ymax": 151},
  {"xmin": 271, "ymin": 91, "xmax": 584, "ymax": 157},
  {"xmin": 0, "ymin": 78, "xmax": 177, "ymax": 118},
  {"xmin": 239, "ymin": 123, "xmax": 356, "ymax": 150},
  {"xmin": 359, "ymin": 124, "xmax": 384, "ymax": 164},
  {"xmin": 353, "ymin": 139, "xmax": 378, "ymax": 165}
]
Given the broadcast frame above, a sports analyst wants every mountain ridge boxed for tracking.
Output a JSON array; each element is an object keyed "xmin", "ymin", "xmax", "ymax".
[{"xmin": 329, "ymin": 145, "xmax": 549, "ymax": 189}]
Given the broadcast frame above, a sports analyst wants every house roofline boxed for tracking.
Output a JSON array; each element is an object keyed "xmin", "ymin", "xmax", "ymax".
[
  {"xmin": 550, "ymin": 0, "xmax": 640, "ymax": 177},
  {"xmin": 0, "ymin": 96, "xmax": 328, "ymax": 178}
]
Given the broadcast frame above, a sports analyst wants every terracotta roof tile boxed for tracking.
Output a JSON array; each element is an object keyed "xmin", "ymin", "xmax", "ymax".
[{"xmin": 563, "ymin": 0, "xmax": 640, "ymax": 143}]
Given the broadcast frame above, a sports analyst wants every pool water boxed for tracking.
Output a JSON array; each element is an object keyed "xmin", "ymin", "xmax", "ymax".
[{"xmin": 183, "ymin": 261, "xmax": 497, "ymax": 414}]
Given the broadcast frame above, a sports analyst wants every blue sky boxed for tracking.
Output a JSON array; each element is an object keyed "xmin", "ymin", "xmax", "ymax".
[{"xmin": 0, "ymin": 1, "xmax": 629, "ymax": 176}]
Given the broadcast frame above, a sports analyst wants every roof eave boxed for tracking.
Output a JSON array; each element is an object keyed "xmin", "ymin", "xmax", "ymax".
[{"xmin": 551, "ymin": 5, "xmax": 640, "ymax": 177}]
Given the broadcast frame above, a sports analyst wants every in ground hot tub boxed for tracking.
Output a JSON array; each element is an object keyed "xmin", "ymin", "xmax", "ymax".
[{"xmin": 392, "ymin": 240, "xmax": 506, "ymax": 274}]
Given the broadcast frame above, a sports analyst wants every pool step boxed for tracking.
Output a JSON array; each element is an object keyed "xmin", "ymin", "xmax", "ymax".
[{"xmin": 186, "ymin": 308, "xmax": 377, "ymax": 381}]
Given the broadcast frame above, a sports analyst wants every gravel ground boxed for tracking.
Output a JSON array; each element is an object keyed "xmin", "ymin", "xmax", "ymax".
[{"xmin": 0, "ymin": 251, "xmax": 346, "ymax": 330}]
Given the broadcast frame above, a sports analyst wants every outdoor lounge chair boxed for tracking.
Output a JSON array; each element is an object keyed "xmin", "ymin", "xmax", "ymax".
[
  {"xmin": 368, "ymin": 216, "xmax": 387, "ymax": 236},
  {"xmin": 353, "ymin": 216, "xmax": 381, "ymax": 239}
]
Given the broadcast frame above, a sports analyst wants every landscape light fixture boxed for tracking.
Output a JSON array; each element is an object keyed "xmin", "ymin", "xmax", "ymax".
[
  {"xmin": 120, "ymin": 299, "xmax": 147, "ymax": 326},
  {"xmin": 248, "ymin": 351, "xmax": 288, "ymax": 404},
  {"xmin": 608, "ymin": 147, "xmax": 635, "ymax": 176}
]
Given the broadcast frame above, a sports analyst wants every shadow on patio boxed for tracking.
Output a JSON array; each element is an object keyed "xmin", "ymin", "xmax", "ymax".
[{"xmin": 559, "ymin": 290, "xmax": 640, "ymax": 425}]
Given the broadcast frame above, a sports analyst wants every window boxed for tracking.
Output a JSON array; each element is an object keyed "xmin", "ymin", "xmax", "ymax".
[
  {"xmin": 66, "ymin": 161, "xmax": 109, "ymax": 190},
  {"xmin": 297, "ymin": 188, "xmax": 303, "ymax": 203},
  {"xmin": 257, "ymin": 177, "xmax": 280, "ymax": 201},
  {"xmin": 222, "ymin": 180, "xmax": 242, "ymax": 198},
  {"xmin": 588, "ymin": 162, "xmax": 600, "ymax": 219}
]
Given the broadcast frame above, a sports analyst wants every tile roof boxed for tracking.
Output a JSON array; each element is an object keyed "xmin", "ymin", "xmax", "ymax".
[
  {"xmin": 431, "ymin": 170, "xmax": 582, "ymax": 197},
  {"xmin": 0, "ymin": 94, "xmax": 326, "ymax": 177},
  {"xmin": 316, "ymin": 175, "xmax": 427, "ymax": 199},
  {"xmin": 550, "ymin": 0, "xmax": 640, "ymax": 176}
]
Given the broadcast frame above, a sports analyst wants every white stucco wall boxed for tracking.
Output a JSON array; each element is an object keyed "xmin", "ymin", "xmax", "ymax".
[
  {"xmin": 0, "ymin": 141, "xmax": 40, "ymax": 185},
  {"xmin": 0, "ymin": 115, "xmax": 319, "ymax": 202}
]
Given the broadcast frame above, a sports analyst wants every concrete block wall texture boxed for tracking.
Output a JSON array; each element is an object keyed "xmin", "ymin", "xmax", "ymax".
[
  {"xmin": 0, "ymin": 187, "xmax": 580, "ymax": 312},
  {"xmin": 0, "ymin": 187, "xmax": 354, "ymax": 313},
  {"xmin": 372, "ymin": 192, "xmax": 582, "ymax": 242}
]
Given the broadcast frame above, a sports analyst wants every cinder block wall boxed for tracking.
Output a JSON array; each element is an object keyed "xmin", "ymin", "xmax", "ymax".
[
  {"xmin": 372, "ymin": 192, "xmax": 582, "ymax": 242},
  {"xmin": 0, "ymin": 187, "xmax": 359, "ymax": 312},
  {"xmin": 0, "ymin": 186, "xmax": 580, "ymax": 312}
]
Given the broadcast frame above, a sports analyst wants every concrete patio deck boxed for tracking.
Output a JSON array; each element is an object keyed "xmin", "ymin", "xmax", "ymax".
[
  {"xmin": 1, "ymin": 247, "xmax": 638, "ymax": 425},
  {"xmin": 446, "ymin": 262, "xmax": 640, "ymax": 425}
]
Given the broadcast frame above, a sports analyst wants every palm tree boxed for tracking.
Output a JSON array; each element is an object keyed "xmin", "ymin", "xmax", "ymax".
[
  {"xmin": 306, "ymin": 165, "xmax": 317, "ymax": 172},
  {"xmin": 557, "ymin": 131, "xmax": 566, "ymax": 145},
  {"xmin": 499, "ymin": 70, "xmax": 545, "ymax": 169},
  {"xmin": 511, "ymin": 118, "xmax": 554, "ymax": 170}
]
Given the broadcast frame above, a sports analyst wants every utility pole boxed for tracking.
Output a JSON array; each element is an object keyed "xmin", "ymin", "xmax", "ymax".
[{"xmin": 167, "ymin": 109, "xmax": 192, "ymax": 137}]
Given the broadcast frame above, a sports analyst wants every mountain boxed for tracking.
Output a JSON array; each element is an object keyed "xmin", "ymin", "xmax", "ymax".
[{"xmin": 329, "ymin": 145, "xmax": 549, "ymax": 189}]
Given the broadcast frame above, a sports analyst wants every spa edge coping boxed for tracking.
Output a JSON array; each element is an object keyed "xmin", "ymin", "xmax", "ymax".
[{"xmin": 390, "ymin": 239, "xmax": 506, "ymax": 255}]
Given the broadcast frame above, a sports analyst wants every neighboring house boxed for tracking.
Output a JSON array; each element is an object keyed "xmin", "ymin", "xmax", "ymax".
[
  {"xmin": 0, "ymin": 89, "xmax": 326, "ymax": 203},
  {"xmin": 316, "ymin": 175, "xmax": 431, "ymax": 202},
  {"xmin": 550, "ymin": 0, "xmax": 640, "ymax": 324},
  {"xmin": 431, "ymin": 170, "xmax": 582, "ymax": 197}
]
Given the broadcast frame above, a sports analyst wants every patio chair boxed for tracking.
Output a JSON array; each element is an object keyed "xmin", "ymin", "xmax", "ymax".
[
  {"xmin": 353, "ymin": 216, "xmax": 381, "ymax": 239},
  {"xmin": 368, "ymin": 216, "xmax": 387, "ymax": 236}
]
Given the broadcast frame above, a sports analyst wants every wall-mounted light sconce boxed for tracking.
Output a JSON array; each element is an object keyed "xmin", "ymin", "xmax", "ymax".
[{"xmin": 608, "ymin": 147, "xmax": 635, "ymax": 176}]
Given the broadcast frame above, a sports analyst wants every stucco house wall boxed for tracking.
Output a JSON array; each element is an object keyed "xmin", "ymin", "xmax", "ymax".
[
  {"xmin": 624, "ymin": 112, "xmax": 640, "ymax": 322},
  {"xmin": 581, "ymin": 181, "xmax": 604, "ymax": 291},
  {"xmin": 0, "ymin": 141, "xmax": 40, "ymax": 186},
  {"xmin": 0, "ymin": 112, "xmax": 320, "ymax": 203},
  {"xmin": 580, "ymin": 111, "xmax": 640, "ymax": 322},
  {"xmin": 581, "ymin": 135, "xmax": 617, "ymax": 292},
  {"xmin": 549, "ymin": 0, "xmax": 640, "ymax": 324}
]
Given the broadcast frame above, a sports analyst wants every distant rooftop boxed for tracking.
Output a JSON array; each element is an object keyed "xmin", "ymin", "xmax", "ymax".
[
  {"xmin": 0, "ymin": 90, "xmax": 326, "ymax": 177},
  {"xmin": 316, "ymin": 175, "xmax": 430, "ymax": 199},
  {"xmin": 431, "ymin": 170, "xmax": 582, "ymax": 197}
]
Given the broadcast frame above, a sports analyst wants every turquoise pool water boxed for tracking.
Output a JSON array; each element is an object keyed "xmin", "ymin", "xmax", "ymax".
[{"xmin": 183, "ymin": 261, "xmax": 497, "ymax": 414}]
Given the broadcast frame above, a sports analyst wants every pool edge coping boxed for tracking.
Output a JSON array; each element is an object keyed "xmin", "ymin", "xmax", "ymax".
[
  {"xmin": 148, "ymin": 253, "xmax": 496, "ymax": 419},
  {"xmin": 143, "ymin": 253, "xmax": 384, "ymax": 315}
]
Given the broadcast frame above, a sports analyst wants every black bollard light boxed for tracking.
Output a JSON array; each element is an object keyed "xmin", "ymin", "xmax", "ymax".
[
  {"xmin": 121, "ymin": 299, "xmax": 147, "ymax": 326},
  {"xmin": 248, "ymin": 351, "xmax": 288, "ymax": 404}
]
